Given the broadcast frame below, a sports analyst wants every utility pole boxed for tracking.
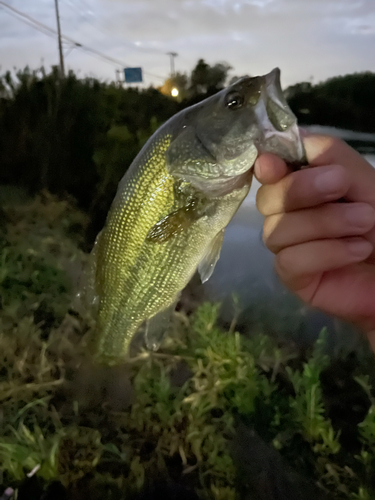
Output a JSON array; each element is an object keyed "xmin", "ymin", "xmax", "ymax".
[
  {"xmin": 167, "ymin": 52, "xmax": 178, "ymax": 77},
  {"xmin": 54, "ymin": 0, "xmax": 65, "ymax": 77},
  {"xmin": 115, "ymin": 69, "xmax": 123, "ymax": 87}
]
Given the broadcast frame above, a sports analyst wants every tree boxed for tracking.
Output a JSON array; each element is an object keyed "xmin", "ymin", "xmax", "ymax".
[
  {"xmin": 189, "ymin": 59, "xmax": 232, "ymax": 96},
  {"xmin": 286, "ymin": 72, "xmax": 375, "ymax": 132},
  {"xmin": 0, "ymin": 66, "xmax": 179, "ymax": 220}
]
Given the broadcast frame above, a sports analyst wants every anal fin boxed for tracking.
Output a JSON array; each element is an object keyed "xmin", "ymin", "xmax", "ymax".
[{"xmin": 145, "ymin": 301, "xmax": 178, "ymax": 351}]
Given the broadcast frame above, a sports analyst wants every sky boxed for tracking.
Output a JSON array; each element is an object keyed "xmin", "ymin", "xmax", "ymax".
[{"xmin": 0, "ymin": 0, "xmax": 374, "ymax": 89}]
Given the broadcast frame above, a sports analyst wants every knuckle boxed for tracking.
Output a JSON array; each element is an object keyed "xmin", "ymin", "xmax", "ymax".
[
  {"xmin": 282, "ymin": 174, "xmax": 305, "ymax": 209},
  {"xmin": 256, "ymin": 185, "xmax": 269, "ymax": 215},
  {"xmin": 262, "ymin": 216, "xmax": 281, "ymax": 253},
  {"xmin": 275, "ymin": 249, "xmax": 295, "ymax": 278},
  {"xmin": 324, "ymin": 135, "xmax": 341, "ymax": 150},
  {"xmin": 333, "ymin": 162, "xmax": 346, "ymax": 178},
  {"xmin": 312, "ymin": 134, "xmax": 341, "ymax": 152},
  {"xmin": 305, "ymin": 134, "xmax": 345, "ymax": 165}
]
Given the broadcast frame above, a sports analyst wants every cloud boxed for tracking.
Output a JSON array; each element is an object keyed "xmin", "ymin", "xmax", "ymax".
[{"xmin": 1, "ymin": 0, "xmax": 374, "ymax": 87}]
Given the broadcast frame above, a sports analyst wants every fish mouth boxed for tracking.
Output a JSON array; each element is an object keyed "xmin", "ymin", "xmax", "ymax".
[
  {"xmin": 264, "ymin": 67, "xmax": 289, "ymax": 115},
  {"xmin": 255, "ymin": 68, "xmax": 307, "ymax": 168},
  {"xmin": 265, "ymin": 68, "xmax": 283, "ymax": 95}
]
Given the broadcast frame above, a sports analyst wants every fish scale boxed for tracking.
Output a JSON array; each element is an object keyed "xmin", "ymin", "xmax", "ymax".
[
  {"xmin": 92, "ymin": 133, "xmax": 250, "ymax": 363},
  {"xmin": 88, "ymin": 69, "xmax": 306, "ymax": 364},
  {"xmin": 94, "ymin": 135, "xmax": 177, "ymax": 359}
]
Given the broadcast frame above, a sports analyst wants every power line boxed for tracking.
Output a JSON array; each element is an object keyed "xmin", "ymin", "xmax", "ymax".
[
  {"xmin": 1, "ymin": 7, "xmax": 57, "ymax": 40},
  {"xmin": 1, "ymin": 6, "xmax": 118, "ymax": 70},
  {"xmin": 0, "ymin": 1, "xmax": 166, "ymax": 81},
  {"xmin": 0, "ymin": 1, "xmax": 129, "ymax": 64},
  {"xmin": 61, "ymin": 0, "xmax": 95, "ymax": 22},
  {"xmin": 0, "ymin": 1, "xmax": 58, "ymax": 36},
  {"xmin": 61, "ymin": 0, "xmax": 167, "ymax": 56}
]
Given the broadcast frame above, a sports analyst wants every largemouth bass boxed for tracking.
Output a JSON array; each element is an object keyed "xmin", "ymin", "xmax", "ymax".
[{"xmin": 89, "ymin": 68, "xmax": 306, "ymax": 364}]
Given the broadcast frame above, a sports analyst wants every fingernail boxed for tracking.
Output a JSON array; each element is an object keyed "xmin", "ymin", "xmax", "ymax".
[
  {"xmin": 254, "ymin": 157, "xmax": 263, "ymax": 179},
  {"xmin": 346, "ymin": 204, "xmax": 375, "ymax": 228},
  {"xmin": 314, "ymin": 167, "xmax": 343, "ymax": 194},
  {"xmin": 347, "ymin": 238, "xmax": 373, "ymax": 258}
]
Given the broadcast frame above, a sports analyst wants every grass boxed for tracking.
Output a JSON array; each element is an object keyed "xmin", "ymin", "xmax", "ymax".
[{"xmin": 0, "ymin": 192, "xmax": 375, "ymax": 499}]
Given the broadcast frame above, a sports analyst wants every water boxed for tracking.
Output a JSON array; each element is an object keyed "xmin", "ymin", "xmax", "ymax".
[{"xmin": 204, "ymin": 126, "xmax": 375, "ymax": 352}]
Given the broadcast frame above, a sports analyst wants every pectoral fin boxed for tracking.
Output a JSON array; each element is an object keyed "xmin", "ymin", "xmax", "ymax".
[
  {"xmin": 146, "ymin": 198, "xmax": 202, "ymax": 244},
  {"xmin": 198, "ymin": 229, "xmax": 225, "ymax": 283},
  {"xmin": 145, "ymin": 301, "xmax": 178, "ymax": 351}
]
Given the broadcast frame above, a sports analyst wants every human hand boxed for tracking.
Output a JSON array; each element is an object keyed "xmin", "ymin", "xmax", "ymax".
[{"xmin": 255, "ymin": 134, "xmax": 375, "ymax": 351}]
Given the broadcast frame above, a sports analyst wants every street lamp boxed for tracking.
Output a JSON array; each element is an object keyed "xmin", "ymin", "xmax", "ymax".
[{"xmin": 171, "ymin": 87, "xmax": 179, "ymax": 97}]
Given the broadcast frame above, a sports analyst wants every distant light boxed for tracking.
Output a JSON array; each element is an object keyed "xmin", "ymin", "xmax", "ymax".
[{"xmin": 171, "ymin": 87, "xmax": 179, "ymax": 97}]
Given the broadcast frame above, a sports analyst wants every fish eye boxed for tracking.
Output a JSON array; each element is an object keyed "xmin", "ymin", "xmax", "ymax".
[{"xmin": 225, "ymin": 91, "xmax": 244, "ymax": 110}]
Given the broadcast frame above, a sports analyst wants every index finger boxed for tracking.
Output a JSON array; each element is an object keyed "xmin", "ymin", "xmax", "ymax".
[{"xmin": 304, "ymin": 135, "xmax": 375, "ymax": 204}]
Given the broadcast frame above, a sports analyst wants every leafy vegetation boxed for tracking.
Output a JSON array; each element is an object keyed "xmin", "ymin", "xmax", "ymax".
[
  {"xmin": 1, "ymin": 60, "xmax": 375, "ymax": 498},
  {"xmin": 1, "ymin": 63, "xmax": 374, "ymax": 245},
  {"xmin": 161, "ymin": 59, "xmax": 232, "ymax": 101},
  {"xmin": 0, "ymin": 66, "xmax": 179, "ymax": 240},
  {"xmin": 1, "ymin": 195, "xmax": 375, "ymax": 499},
  {"xmin": 286, "ymin": 72, "xmax": 375, "ymax": 133}
]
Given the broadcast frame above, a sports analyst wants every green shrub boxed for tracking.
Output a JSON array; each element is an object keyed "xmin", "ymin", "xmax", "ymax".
[{"xmin": 1, "ymin": 195, "xmax": 375, "ymax": 499}]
